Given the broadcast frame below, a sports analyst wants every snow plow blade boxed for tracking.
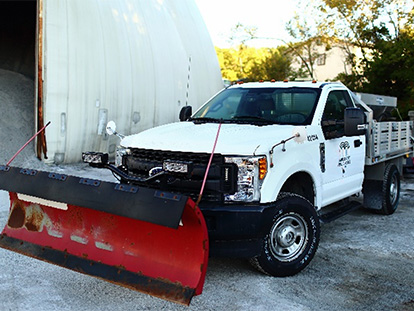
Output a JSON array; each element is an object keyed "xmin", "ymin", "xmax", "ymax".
[{"xmin": 0, "ymin": 165, "xmax": 209, "ymax": 305}]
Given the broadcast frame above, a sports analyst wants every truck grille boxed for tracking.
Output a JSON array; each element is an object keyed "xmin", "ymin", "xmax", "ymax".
[{"xmin": 122, "ymin": 148, "xmax": 237, "ymax": 202}]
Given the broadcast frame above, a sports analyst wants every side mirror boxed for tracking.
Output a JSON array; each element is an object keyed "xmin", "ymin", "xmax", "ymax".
[
  {"xmin": 179, "ymin": 106, "xmax": 192, "ymax": 121},
  {"xmin": 344, "ymin": 108, "xmax": 366, "ymax": 136},
  {"xmin": 106, "ymin": 121, "xmax": 125, "ymax": 139},
  {"xmin": 106, "ymin": 121, "xmax": 117, "ymax": 136}
]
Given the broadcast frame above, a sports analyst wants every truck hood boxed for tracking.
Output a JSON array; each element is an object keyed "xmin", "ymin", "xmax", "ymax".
[{"xmin": 120, "ymin": 122, "xmax": 302, "ymax": 155}]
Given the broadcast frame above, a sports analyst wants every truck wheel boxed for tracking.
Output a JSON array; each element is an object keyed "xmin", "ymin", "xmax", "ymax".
[
  {"xmin": 250, "ymin": 193, "xmax": 320, "ymax": 277},
  {"xmin": 381, "ymin": 164, "xmax": 400, "ymax": 215},
  {"xmin": 363, "ymin": 164, "xmax": 400, "ymax": 215}
]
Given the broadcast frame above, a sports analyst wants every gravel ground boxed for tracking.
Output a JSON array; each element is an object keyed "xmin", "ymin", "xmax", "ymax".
[{"xmin": 0, "ymin": 172, "xmax": 413, "ymax": 311}]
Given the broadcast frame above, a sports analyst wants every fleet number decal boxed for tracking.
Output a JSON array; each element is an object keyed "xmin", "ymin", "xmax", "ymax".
[{"xmin": 307, "ymin": 134, "xmax": 318, "ymax": 142}]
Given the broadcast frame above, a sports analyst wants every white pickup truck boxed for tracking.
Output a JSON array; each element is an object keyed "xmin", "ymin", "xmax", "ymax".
[{"xmin": 86, "ymin": 81, "xmax": 413, "ymax": 277}]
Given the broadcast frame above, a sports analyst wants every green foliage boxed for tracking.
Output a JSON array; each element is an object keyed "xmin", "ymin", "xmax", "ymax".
[
  {"xmin": 249, "ymin": 46, "xmax": 292, "ymax": 81},
  {"xmin": 361, "ymin": 31, "xmax": 414, "ymax": 118},
  {"xmin": 215, "ymin": 22, "xmax": 293, "ymax": 83},
  {"xmin": 215, "ymin": 45, "xmax": 292, "ymax": 82}
]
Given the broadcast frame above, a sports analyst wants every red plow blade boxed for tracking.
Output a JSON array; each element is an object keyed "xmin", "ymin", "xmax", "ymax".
[{"xmin": 0, "ymin": 166, "xmax": 209, "ymax": 305}]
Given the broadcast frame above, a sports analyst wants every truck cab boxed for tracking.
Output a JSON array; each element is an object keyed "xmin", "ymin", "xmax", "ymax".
[{"xmin": 115, "ymin": 81, "xmax": 365, "ymax": 209}]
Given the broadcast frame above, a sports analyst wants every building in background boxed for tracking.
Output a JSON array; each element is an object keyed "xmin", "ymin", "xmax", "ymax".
[
  {"xmin": 311, "ymin": 45, "xmax": 351, "ymax": 81},
  {"xmin": 290, "ymin": 41, "xmax": 362, "ymax": 82}
]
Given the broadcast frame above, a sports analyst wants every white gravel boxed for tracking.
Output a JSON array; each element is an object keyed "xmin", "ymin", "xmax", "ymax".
[{"xmin": 0, "ymin": 69, "xmax": 36, "ymax": 167}]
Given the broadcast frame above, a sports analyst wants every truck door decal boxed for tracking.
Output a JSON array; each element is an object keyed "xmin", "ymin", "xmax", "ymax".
[{"xmin": 338, "ymin": 141, "xmax": 351, "ymax": 174}]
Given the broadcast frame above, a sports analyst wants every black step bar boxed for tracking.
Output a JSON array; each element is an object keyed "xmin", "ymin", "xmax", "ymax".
[{"xmin": 318, "ymin": 200, "xmax": 362, "ymax": 223}]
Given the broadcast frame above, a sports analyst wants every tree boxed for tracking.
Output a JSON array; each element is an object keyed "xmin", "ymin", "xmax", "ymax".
[
  {"xmin": 321, "ymin": 0, "xmax": 414, "ymax": 117},
  {"xmin": 289, "ymin": 0, "xmax": 414, "ymax": 117},
  {"xmin": 249, "ymin": 46, "xmax": 293, "ymax": 81},
  {"xmin": 215, "ymin": 47, "xmax": 240, "ymax": 81},
  {"xmin": 216, "ymin": 46, "xmax": 292, "ymax": 82},
  {"xmin": 215, "ymin": 46, "xmax": 264, "ymax": 81},
  {"xmin": 227, "ymin": 23, "xmax": 258, "ymax": 46},
  {"xmin": 316, "ymin": 0, "xmax": 414, "ymax": 79},
  {"xmin": 215, "ymin": 23, "xmax": 293, "ymax": 82},
  {"xmin": 285, "ymin": 12, "xmax": 330, "ymax": 80},
  {"xmin": 361, "ymin": 30, "xmax": 414, "ymax": 117}
]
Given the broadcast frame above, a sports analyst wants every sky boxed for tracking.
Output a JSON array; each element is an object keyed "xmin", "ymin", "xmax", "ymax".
[{"xmin": 194, "ymin": 0, "xmax": 299, "ymax": 48}]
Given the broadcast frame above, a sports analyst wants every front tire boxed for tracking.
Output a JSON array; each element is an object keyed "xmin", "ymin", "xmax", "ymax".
[{"xmin": 250, "ymin": 193, "xmax": 320, "ymax": 277}]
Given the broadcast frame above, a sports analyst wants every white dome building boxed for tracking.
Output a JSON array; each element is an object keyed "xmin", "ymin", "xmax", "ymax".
[{"xmin": 0, "ymin": 0, "xmax": 223, "ymax": 164}]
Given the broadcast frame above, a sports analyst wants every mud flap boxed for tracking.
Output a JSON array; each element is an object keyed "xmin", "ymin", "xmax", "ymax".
[{"xmin": 0, "ymin": 166, "xmax": 208, "ymax": 305}]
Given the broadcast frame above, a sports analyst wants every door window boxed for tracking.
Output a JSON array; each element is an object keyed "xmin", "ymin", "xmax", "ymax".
[{"xmin": 322, "ymin": 90, "xmax": 353, "ymax": 139}]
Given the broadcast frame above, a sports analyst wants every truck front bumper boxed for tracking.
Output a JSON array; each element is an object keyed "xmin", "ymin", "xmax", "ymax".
[
  {"xmin": 81, "ymin": 158, "xmax": 272, "ymax": 258},
  {"xmin": 199, "ymin": 202, "xmax": 276, "ymax": 258}
]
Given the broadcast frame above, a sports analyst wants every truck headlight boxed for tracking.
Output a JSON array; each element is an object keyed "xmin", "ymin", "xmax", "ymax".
[
  {"xmin": 115, "ymin": 147, "xmax": 131, "ymax": 167},
  {"xmin": 224, "ymin": 156, "xmax": 267, "ymax": 202}
]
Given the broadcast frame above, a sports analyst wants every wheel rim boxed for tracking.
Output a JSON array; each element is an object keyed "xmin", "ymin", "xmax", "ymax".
[
  {"xmin": 389, "ymin": 173, "xmax": 399, "ymax": 206},
  {"xmin": 268, "ymin": 213, "xmax": 309, "ymax": 262}
]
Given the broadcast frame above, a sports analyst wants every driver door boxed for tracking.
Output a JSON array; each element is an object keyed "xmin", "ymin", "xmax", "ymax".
[{"xmin": 320, "ymin": 90, "xmax": 365, "ymax": 206}]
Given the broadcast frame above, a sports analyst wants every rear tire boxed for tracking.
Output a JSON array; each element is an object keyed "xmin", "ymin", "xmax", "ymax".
[
  {"xmin": 381, "ymin": 164, "xmax": 400, "ymax": 215},
  {"xmin": 250, "ymin": 193, "xmax": 320, "ymax": 277},
  {"xmin": 363, "ymin": 164, "xmax": 400, "ymax": 215}
]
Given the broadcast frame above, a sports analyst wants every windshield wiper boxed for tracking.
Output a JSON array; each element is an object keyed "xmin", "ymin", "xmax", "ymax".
[
  {"xmin": 232, "ymin": 115, "xmax": 275, "ymax": 124},
  {"xmin": 189, "ymin": 117, "xmax": 222, "ymax": 123}
]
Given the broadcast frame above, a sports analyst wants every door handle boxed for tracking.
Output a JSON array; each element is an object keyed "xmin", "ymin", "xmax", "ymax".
[{"xmin": 354, "ymin": 139, "xmax": 362, "ymax": 148}]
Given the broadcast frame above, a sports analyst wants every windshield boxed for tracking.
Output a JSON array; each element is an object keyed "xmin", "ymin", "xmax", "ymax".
[{"xmin": 191, "ymin": 87, "xmax": 321, "ymax": 125}]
